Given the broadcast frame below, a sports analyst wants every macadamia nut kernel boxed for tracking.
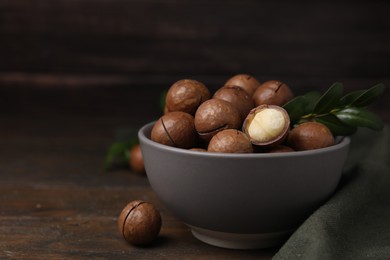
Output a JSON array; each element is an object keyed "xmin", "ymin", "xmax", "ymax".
[
  {"xmin": 247, "ymin": 108, "xmax": 287, "ymax": 143},
  {"xmin": 243, "ymin": 105, "xmax": 290, "ymax": 147}
]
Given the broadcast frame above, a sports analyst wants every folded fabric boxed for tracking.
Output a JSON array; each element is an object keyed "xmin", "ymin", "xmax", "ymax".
[{"xmin": 274, "ymin": 126, "xmax": 390, "ymax": 260}]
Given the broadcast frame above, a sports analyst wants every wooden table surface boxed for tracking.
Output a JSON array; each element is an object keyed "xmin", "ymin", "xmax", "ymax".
[{"xmin": 1, "ymin": 1, "xmax": 390, "ymax": 259}]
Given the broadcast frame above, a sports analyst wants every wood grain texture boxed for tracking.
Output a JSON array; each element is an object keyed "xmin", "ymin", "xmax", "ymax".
[
  {"xmin": 1, "ymin": 1, "xmax": 389, "ymax": 79},
  {"xmin": 1, "ymin": 0, "xmax": 389, "ymax": 120}
]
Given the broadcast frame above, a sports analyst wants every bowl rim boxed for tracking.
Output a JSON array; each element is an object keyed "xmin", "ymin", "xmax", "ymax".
[{"xmin": 139, "ymin": 121, "xmax": 351, "ymax": 158}]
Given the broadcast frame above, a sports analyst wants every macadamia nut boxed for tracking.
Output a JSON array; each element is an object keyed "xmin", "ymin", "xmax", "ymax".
[
  {"xmin": 247, "ymin": 108, "xmax": 287, "ymax": 143},
  {"xmin": 243, "ymin": 105, "xmax": 290, "ymax": 147},
  {"xmin": 165, "ymin": 79, "xmax": 210, "ymax": 115},
  {"xmin": 208, "ymin": 129, "xmax": 253, "ymax": 153},
  {"xmin": 287, "ymin": 122, "xmax": 335, "ymax": 151},
  {"xmin": 151, "ymin": 111, "xmax": 197, "ymax": 148},
  {"xmin": 118, "ymin": 200, "xmax": 162, "ymax": 246}
]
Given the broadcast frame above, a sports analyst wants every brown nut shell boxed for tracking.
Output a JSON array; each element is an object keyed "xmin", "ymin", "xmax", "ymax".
[
  {"xmin": 224, "ymin": 74, "xmax": 261, "ymax": 96},
  {"xmin": 129, "ymin": 144, "xmax": 145, "ymax": 174},
  {"xmin": 163, "ymin": 105, "xmax": 169, "ymax": 114},
  {"xmin": 213, "ymin": 86, "xmax": 254, "ymax": 122},
  {"xmin": 267, "ymin": 145, "xmax": 295, "ymax": 153},
  {"xmin": 243, "ymin": 105, "xmax": 290, "ymax": 147},
  {"xmin": 253, "ymin": 80, "xmax": 294, "ymax": 107},
  {"xmin": 208, "ymin": 129, "xmax": 253, "ymax": 153},
  {"xmin": 151, "ymin": 111, "xmax": 197, "ymax": 149},
  {"xmin": 118, "ymin": 200, "xmax": 162, "ymax": 246},
  {"xmin": 165, "ymin": 79, "xmax": 210, "ymax": 115},
  {"xmin": 287, "ymin": 122, "xmax": 335, "ymax": 151},
  {"xmin": 190, "ymin": 148, "xmax": 207, "ymax": 152},
  {"xmin": 194, "ymin": 99, "xmax": 241, "ymax": 142}
]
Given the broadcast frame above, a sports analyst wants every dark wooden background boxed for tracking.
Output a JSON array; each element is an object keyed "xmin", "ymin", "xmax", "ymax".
[
  {"xmin": 1, "ymin": 0, "xmax": 390, "ymax": 122},
  {"xmin": 0, "ymin": 0, "xmax": 389, "ymax": 259}
]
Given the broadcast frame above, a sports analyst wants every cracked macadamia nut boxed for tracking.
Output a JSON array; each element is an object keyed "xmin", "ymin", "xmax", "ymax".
[
  {"xmin": 118, "ymin": 200, "xmax": 162, "ymax": 246},
  {"xmin": 151, "ymin": 111, "xmax": 197, "ymax": 149},
  {"xmin": 213, "ymin": 86, "xmax": 254, "ymax": 122},
  {"xmin": 194, "ymin": 99, "xmax": 241, "ymax": 142},
  {"xmin": 287, "ymin": 122, "xmax": 335, "ymax": 151},
  {"xmin": 224, "ymin": 74, "xmax": 261, "ymax": 96},
  {"xmin": 253, "ymin": 80, "xmax": 294, "ymax": 106},
  {"xmin": 243, "ymin": 105, "xmax": 290, "ymax": 147},
  {"xmin": 165, "ymin": 79, "xmax": 210, "ymax": 115},
  {"xmin": 129, "ymin": 144, "xmax": 145, "ymax": 174},
  {"xmin": 208, "ymin": 129, "xmax": 253, "ymax": 153}
]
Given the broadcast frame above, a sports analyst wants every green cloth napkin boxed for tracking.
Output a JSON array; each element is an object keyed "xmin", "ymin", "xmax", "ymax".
[{"xmin": 274, "ymin": 126, "xmax": 390, "ymax": 260}]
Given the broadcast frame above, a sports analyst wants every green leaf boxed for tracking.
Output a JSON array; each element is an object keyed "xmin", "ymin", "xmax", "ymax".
[
  {"xmin": 292, "ymin": 82, "xmax": 385, "ymax": 136},
  {"xmin": 104, "ymin": 138, "xmax": 139, "ymax": 171},
  {"xmin": 349, "ymin": 83, "xmax": 385, "ymax": 107},
  {"xmin": 283, "ymin": 91, "xmax": 322, "ymax": 125},
  {"xmin": 283, "ymin": 95, "xmax": 306, "ymax": 124},
  {"xmin": 104, "ymin": 143, "xmax": 128, "ymax": 171},
  {"xmin": 315, "ymin": 114, "xmax": 357, "ymax": 136},
  {"xmin": 303, "ymin": 91, "xmax": 321, "ymax": 114},
  {"xmin": 313, "ymin": 82, "xmax": 344, "ymax": 114},
  {"xmin": 333, "ymin": 107, "xmax": 384, "ymax": 130},
  {"xmin": 339, "ymin": 89, "xmax": 366, "ymax": 106}
]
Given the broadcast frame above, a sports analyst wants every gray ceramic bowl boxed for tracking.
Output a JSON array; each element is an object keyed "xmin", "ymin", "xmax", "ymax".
[{"xmin": 139, "ymin": 122, "xmax": 350, "ymax": 249}]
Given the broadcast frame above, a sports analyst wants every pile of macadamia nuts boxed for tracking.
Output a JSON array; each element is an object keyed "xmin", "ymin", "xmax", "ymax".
[{"xmin": 151, "ymin": 74, "xmax": 335, "ymax": 153}]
